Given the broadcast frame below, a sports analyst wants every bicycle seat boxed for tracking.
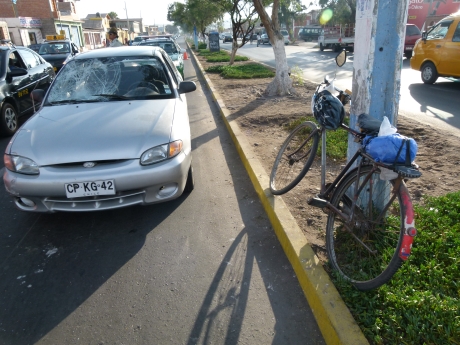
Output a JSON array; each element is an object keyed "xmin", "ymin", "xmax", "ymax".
[{"xmin": 358, "ymin": 113, "xmax": 381, "ymax": 136}]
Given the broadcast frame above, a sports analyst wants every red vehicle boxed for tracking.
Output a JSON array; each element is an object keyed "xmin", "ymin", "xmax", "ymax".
[{"xmin": 404, "ymin": 24, "xmax": 422, "ymax": 58}]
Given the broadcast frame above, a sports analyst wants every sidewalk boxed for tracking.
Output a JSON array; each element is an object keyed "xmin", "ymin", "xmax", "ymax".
[{"xmin": 186, "ymin": 44, "xmax": 369, "ymax": 345}]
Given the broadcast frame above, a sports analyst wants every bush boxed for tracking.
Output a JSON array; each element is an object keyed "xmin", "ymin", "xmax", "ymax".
[{"xmin": 205, "ymin": 63, "xmax": 274, "ymax": 79}]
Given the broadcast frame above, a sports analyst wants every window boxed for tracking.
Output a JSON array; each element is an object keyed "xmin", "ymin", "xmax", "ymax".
[
  {"xmin": 427, "ymin": 20, "xmax": 453, "ymax": 40},
  {"xmin": 18, "ymin": 49, "xmax": 40, "ymax": 69},
  {"xmin": 453, "ymin": 23, "xmax": 460, "ymax": 42}
]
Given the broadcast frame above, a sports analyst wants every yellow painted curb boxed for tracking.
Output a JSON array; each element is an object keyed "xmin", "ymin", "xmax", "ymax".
[{"xmin": 187, "ymin": 44, "xmax": 369, "ymax": 345}]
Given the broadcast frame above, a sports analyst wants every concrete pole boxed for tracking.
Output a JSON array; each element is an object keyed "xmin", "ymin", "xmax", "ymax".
[{"xmin": 348, "ymin": 0, "xmax": 409, "ymax": 161}]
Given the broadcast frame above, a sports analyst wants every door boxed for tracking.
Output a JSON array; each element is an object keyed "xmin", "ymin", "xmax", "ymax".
[{"xmin": 439, "ymin": 21, "xmax": 460, "ymax": 77}]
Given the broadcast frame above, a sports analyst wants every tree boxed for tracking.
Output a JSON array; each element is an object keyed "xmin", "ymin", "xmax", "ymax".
[
  {"xmin": 108, "ymin": 11, "xmax": 118, "ymax": 19},
  {"xmin": 165, "ymin": 24, "xmax": 179, "ymax": 34},
  {"xmin": 253, "ymin": 0, "xmax": 294, "ymax": 96},
  {"xmin": 278, "ymin": 0, "xmax": 307, "ymax": 40},
  {"xmin": 318, "ymin": 0, "xmax": 355, "ymax": 24},
  {"xmin": 224, "ymin": 0, "xmax": 260, "ymax": 65}
]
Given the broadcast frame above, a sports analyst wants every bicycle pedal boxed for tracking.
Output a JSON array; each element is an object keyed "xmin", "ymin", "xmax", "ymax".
[{"xmin": 307, "ymin": 197, "xmax": 327, "ymax": 208}]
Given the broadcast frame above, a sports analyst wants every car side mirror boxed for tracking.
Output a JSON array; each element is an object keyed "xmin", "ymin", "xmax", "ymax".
[
  {"xmin": 31, "ymin": 89, "xmax": 45, "ymax": 103},
  {"xmin": 422, "ymin": 31, "xmax": 427, "ymax": 42},
  {"xmin": 178, "ymin": 81, "xmax": 196, "ymax": 94}
]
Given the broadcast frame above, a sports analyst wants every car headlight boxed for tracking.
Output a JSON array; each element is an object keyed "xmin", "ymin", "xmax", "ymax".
[
  {"xmin": 4, "ymin": 154, "xmax": 40, "ymax": 175},
  {"xmin": 140, "ymin": 140, "xmax": 183, "ymax": 166}
]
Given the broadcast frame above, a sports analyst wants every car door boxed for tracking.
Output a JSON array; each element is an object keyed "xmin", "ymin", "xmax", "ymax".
[
  {"xmin": 17, "ymin": 48, "xmax": 53, "ymax": 112},
  {"xmin": 439, "ymin": 21, "xmax": 460, "ymax": 77},
  {"xmin": 7, "ymin": 50, "xmax": 34, "ymax": 114}
]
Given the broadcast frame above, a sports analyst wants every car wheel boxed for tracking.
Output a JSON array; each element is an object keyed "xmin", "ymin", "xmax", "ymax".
[
  {"xmin": 404, "ymin": 51, "xmax": 412, "ymax": 59},
  {"xmin": 421, "ymin": 62, "xmax": 438, "ymax": 84},
  {"xmin": 320, "ymin": 43, "xmax": 324, "ymax": 51},
  {"xmin": 184, "ymin": 165, "xmax": 194, "ymax": 193},
  {"xmin": 0, "ymin": 103, "xmax": 18, "ymax": 137}
]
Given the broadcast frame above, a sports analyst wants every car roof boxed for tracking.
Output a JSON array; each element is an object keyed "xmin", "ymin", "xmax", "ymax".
[{"xmin": 73, "ymin": 46, "xmax": 163, "ymax": 60}]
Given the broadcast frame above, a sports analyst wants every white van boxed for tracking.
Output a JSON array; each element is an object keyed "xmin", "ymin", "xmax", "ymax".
[{"xmin": 280, "ymin": 30, "xmax": 290, "ymax": 45}]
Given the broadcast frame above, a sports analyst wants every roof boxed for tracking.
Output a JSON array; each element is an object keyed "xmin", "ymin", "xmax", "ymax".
[{"xmin": 73, "ymin": 46, "xmax": 163, "ymax": 60}]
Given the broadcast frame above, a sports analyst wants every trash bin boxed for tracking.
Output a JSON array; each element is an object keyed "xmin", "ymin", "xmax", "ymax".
[{"xmin": 208, "ymin": 32, "xmax": 220, "ymax": 52}]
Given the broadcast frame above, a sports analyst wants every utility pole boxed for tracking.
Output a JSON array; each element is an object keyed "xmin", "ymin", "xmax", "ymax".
[
  {"xmin": 348, "ymin": 0, "xmax": 409, "ymax": 161},
  {"xmin": 124, "ymin": 1, "xmax": 130, "ymax": 40}
]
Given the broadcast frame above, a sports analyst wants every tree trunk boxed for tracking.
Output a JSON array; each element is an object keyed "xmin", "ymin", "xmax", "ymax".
[
  {"xmin": 265, "ymin": 39, "xmax": 294, "ymax": 96},
  {"xmin": 229, "ymin": 40, "xmax": 238, "ymax": 65}
]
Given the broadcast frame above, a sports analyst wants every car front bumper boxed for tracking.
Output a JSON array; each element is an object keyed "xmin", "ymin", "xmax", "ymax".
[{"xmin": 3, "ymin": 152, "xmax": 191, "ymax": 212}]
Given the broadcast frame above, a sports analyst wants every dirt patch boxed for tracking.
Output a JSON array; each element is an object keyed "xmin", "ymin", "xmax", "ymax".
[{"xmin": 195, "ymin": 54, "xmax": 460, "ymax": 261}]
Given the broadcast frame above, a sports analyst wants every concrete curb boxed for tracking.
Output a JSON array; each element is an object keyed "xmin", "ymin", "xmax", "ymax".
[{"xmin": 187, "ymin": 44, "xmax": 369, "ymax": 345}]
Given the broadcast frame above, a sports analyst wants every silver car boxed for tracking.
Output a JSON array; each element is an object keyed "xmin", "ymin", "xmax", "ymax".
[{"xmin": 3, "ymin": 46, "xmax": 196, "ymax": 212}]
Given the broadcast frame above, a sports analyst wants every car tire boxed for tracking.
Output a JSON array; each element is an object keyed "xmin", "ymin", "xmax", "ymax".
[
  {"xmin": 0, "ymin": 103, "xmax": 18, "ymax": 137},
  {"xmin": 421, "ymin": 62, "xmax": 438, "ymax": 84},
  {"xmin": 404, "ymin": 51, "xmax": 412, "ymax": 59},
  {"xmin": 184, "ymin": 165, "xmax": 194, "ymax": 193}
]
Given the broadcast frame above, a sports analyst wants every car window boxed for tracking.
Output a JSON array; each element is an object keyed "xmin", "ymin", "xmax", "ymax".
[
  {"xmin": 19, "ymin": 49, "xmax": 44, "ymax": 69},
  {"xmin": 427, "ymin": 20, "xmax": 453, "ymax": 40},
  {"xmin": 47, "ymin": 56, "xmax": 174, "ymax": 104},
  {"xmin": 406, "ymin": 25, "xmax": 421, "ymax": 36},
  {"xmin": 8, "ymin": 51, "xmax": 26, "ymax": 70},
  {"xmin": 161, "ymin": 51, "xmax": 181, "ymax": 84},
  {"xmin": 452, "ymin": 23, "xmax": 460, "ymax": 42}
]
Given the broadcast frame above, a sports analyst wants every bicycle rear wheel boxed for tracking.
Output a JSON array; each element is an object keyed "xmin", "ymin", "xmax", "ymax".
[
  {"xmin": 270, "ymin": 121, "xmax": 319, "ymax": 195},
  {"xmin": 326, "ymin": 165, "xmax": 406, "ymax": 290}
]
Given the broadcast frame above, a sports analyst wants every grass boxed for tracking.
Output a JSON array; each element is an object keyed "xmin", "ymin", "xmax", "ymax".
[
  {"xmin": 198, "ymin": 49, "xmax": 249, "ymax": 63},
  {"xmin": 284, "ymin": 116, "xmax": 349, "ymax": 160},
  {"xmin": 332, "ymin": 191, "xmax": 460, "ymax": 344},
  {"xmin": 205, "ymin": 63, "xmax": 274, "ymax": 79}
]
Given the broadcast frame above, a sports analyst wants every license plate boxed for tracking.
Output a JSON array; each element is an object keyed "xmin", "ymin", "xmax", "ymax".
[
  {"xmin": 65, "ymin": 180, "xmax": 115, "ymax": 198},
  {"xmin": 407, "ymin": 46, "xmax": 413, "ymax": 50}
]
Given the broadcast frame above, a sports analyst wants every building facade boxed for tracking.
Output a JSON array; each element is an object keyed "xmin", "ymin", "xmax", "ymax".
[{"xmin": 0, "ymin": 0, "xmax": 83, "ymax": 49}]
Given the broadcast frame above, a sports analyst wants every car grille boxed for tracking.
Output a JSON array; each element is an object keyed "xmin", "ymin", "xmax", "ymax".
[{"xmin": 43, "ymin": 190, "xmax": 145, "ymax": 211}]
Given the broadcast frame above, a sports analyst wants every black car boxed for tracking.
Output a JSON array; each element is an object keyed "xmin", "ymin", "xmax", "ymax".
[
  {"xmin": 28, "ymin": 43, "xmax": 42, "ymax": 53},
  {"xmin": 37, "ymin": 39, "xmax": 79, "ymax": 73},
  {"xmin": 0, "ymin": 43, "xmax": 55, "ymax": 136},
  {"xmin": 223, "ymin": 33, "xmax": 233, "ymax": 43}
]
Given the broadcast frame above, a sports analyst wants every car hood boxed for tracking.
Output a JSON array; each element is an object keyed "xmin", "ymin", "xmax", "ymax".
[
  {"xmin": 10, "ymin": 100, "xmax": 176, "ymax": 165},
  {"xmin": 39, "ymin": 53, "xmax": 69, "ymax": 62}
]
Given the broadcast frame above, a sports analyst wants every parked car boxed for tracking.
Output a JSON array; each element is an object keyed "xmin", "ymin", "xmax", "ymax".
[
  {"xmin": 139, "ymin": 37, "xmax": 186, "ymax": 78},
  {"xmin": 404, "ymin": 24, "xmax": 422, "ymax": 58},
  {"xmin": 38, "ymin": 38, "xmax": 80, "ymax": 72},
  {"xmin": 28, "ymin": 43, "xmax": 42, "ymax": 53},
  {"xmin": 298, "ymin": 26, "xmax": 322, "ymax": 42},
  {"xmin": 410, "ymin": 12, "xmax": 460, "ymax": 84},
  {"xmin": 280, "ymin": 30, "xmax": 291, "ymax": 45},
  {"xmin": 223, "ymin": 33, "xmax": 233, "ymax": 43},
  {"xmin": 0, "ymin": 42, "xmax": 55, "ymax": 136},
  {"xmin": 259, "ymin": 34, "xmax": 270, "ymax": 45},
  {"xmin": 3, "ymin": 46, "xmax": 197, "ymax": 212}
]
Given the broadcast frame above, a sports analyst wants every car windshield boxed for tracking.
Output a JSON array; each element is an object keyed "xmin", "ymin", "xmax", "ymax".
[
  {"xmin": 427, "ymin": 20, "xmax": 452, "ymax": 40},
  {"xmin": 39, "ymin": 42, "xmax": 70, "ymax": 54},
  {"xmin": 140, "ymin": 41, "xmax": 179, "ymax": 54},
  {"xmin": 46, "ymin": 56, "xmax": 173, "ymax": 104}
]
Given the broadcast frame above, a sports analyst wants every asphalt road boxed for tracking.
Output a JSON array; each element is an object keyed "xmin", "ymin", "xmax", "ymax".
[
  {"xmin": 221, "ymin": 40, "xmax": 460, "ymax": 137},
  {"xmin": 0, "ymin": 42, "xmax": 325, "ymax": 344}
]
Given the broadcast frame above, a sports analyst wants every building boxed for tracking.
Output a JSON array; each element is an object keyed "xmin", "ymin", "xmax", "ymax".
[
  {"xmin": 0, "ymin": 0, "xmax": 83, "ymax": 49},
  {"xmin": 81, "ymin": 12, "xmax": 110, "ymax": 50}
]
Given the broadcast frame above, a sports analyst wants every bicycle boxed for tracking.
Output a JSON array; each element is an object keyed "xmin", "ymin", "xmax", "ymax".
[{"xmin": 269, "ymin": 50, "xmax": 421, "ymax": 290}]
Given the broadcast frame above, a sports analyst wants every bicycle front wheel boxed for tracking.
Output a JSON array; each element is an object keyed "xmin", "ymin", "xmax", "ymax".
[
  {"xmin": 269, "ymin": 121, "xmax": 319, "ymax": 195},
  {"xmin": 326, "ymin": 165, "xmax": 406, "ymax": 291}
]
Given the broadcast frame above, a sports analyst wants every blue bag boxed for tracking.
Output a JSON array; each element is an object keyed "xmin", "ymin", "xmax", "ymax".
[{"xmin": 363, "ymin": 133, "xmax": 418, "ymax": 165}]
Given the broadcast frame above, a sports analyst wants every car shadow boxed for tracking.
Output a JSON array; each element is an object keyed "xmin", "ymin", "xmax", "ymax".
[{"xmin": 0, "ymin": 196, "xmax": 186, "ymax": 344}]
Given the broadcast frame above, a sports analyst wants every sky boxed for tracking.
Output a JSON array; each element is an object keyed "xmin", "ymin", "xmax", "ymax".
[{"xmin": 75, "ymin": 0, "xmax": 174, "ymax": 26}]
